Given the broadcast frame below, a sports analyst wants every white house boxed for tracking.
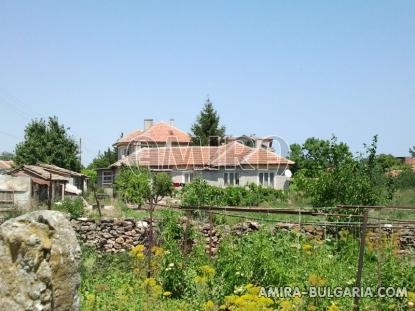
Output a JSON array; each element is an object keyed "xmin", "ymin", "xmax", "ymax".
[{"xmin": 96, "ymin": 119, "xmax": 293, "ymax": 191}]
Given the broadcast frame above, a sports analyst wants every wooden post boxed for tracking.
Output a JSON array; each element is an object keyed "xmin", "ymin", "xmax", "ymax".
[
  {"xmin": 182, "ymin": 211, "xmax": 191, "ymax": 257},
  {"xmin": 353, "ymin": 209, "xmax": 369, "ymax": 311},
  {"xmin": 147, "ymin": 198, "xmax": 154, "ymax": 278},
  {"xmin": 48, "ymin": 173, "xmax": 52, "ymax": 210},
  {"xmin": 208, "ymin": 210, "xmax": 213, "ymax": 258},
  {"xmin": 92, "ymin": 185, "xmax": 102, "ymax": 217}
]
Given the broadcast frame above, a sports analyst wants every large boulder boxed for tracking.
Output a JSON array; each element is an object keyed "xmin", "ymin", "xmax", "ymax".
[{"xmin": 0, "ymin": 210, "xmax": 81, "ymax": 311}]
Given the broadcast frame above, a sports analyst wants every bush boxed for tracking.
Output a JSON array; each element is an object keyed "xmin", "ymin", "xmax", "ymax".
[
  {"xmin": 180, "ymin": 178, "xmax": 288, "ymax": 208},
  {"xmin": 181, "ymin": 178, "xmax": 225, "ymax": 207},
  {"xmin": 53, "ymin": 197, "xmax": 85, "ymax": 219},
  {"xmin": 115, "ymin": 167, "xmax": 174, "ymax": 205}
]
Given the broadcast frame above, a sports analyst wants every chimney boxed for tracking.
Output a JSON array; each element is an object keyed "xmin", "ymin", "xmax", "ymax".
[
  {"xmin": 144, "ymin": 119, "xmax": 153, "ymax": 131},
  {"xmin": 169, "ymin": 118, "xmax": 175, "ymax": 127}
]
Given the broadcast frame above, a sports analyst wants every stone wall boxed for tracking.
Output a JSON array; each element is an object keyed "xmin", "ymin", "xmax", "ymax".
[
  {"xmin": 71, "ymin": 218, "xmax": 152, "ymax": 253},
  {"xmin": 72, "ymin": 218, "xmax": 415, "ymax": 254},
  {"xmin": 274, "ymin": 223, "xmax": 415, "ymax": 250}
]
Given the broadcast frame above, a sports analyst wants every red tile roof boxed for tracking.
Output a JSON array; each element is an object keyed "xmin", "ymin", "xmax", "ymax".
[
  {"xmin": 112, "ymin": 141, "xmax": 293, "ymax": 169},
  {"xmin": 114, "ymin": 122, "xmax": 191, "ymax": 145}
]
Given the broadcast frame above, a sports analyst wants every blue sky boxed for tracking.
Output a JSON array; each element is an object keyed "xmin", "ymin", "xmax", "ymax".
[{"xmin": 0, "ymin": 1, "xmax": 414, "ymax": 165}]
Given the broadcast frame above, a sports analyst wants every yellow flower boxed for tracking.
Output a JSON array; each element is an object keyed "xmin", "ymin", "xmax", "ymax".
[
  {"xmin": 163, "ymin": 291, "xmax": 172, "ymax": 298},
  {"xmin": 200, "ymin": 265, "xmax": 216, "ymax": 276},
  {"xmin": 280, "ymin": 300, "xmax": 293, "ymax": 311},
  {"xmin": 303, "ymin": 244, "xmax": 313, "ymax": 251},
  {"xmin": 85, "ymin": 293, "xmax": 95, "ymax": 302},
  {"xmin": 144, "ymin": 278, "xmax": 157, "ymax": 287},
  {"xmin": 194, "ymin": 275, "xmax": 207, "ymax": 285},
  {"xmin": 130, "ymin": 244, "xmax": 145, "ymax": 255},
  {"xmin": 152, "ymin": 246, "xmax": 165, "ymax": 257},
  {"xmin": 308, "ymin": 273, "xmax": 326, "ymax": 286},
  {"xmin": 205, "ymin": 300, "xmax": 216, "ymax": 310},
  {"xmin": 328, "ymin": 303, "xmax": 340, "ymax": 311},
  {"xmin": 245, "ymin": 284, "xmax": 261, "ymax": 296}
]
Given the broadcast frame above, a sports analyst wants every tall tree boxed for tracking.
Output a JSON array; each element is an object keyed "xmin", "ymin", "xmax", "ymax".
[
  {"xmin": 289, "ymin": 136, "xmax": 352, "ymax": 177},
  {"xmin": 410, "ymin": 146, "xmax": 415, "ymax": 157},
  {"xmin": 190, "ymin": 99, "xmax": 226, "ymax": 146},
  {"xmin": 15, "ymin": 116, "xmax": 81, "ymax": 171},
  {"xmin": 87, "ymin": 147, "xmax": 118, "ymax": 169}
]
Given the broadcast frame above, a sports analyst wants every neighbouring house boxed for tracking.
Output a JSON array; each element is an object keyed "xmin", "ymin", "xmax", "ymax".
[
  {"xmin": 97, "ymin": 119, "xmax": 294, "ymax": 194},
  {"xmin": 5, "ymin": 164, "xmax": 87, "ymax": 207},
  {"xmin": 114, "ymin": 118, "xmax": 191, "ymax": 159},
  {"xmin": 226, "ymin": 135, "xmax": 274, "ymax": 150},
  {"xmin": 0, "ymin": 175, "xmax": 31, "ymax": 211},
  {"xmin": 35, "ymin": 163, "xmax": 87, "ymax": 193},
  {"xmin": 0, "ymin": 160, "xmax": 14, "ymax": 173},
  {"xmin": 405, "ymin": 157, "xmax": 415, "ymax": 171},
  {"xmin": 389, "ymin": 157, "xmax": 415, "ymax": 176}
]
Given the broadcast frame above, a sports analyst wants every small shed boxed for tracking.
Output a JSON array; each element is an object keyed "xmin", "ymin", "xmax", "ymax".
[{"xmin": 8, "ymin": 165, "xmax": 70, "ymax": 203}]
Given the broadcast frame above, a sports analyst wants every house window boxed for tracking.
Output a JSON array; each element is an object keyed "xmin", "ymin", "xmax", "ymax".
[
  {"xmin": 184, "ymin": 173, "xmax": 193, "ymax": 183},
  {"xmin": 0, "ymin": 191, "xmax": 13, "ymax": 204},
  {"xmin": 259, "ymin": 172, "xmax": 274, "ymax": 188},
  {"xmin": 224, "ymin": 172, "xmax": 239, "ymax": 186},
  {"xmin": 102, "ymin": 171, "xmax": 113, "ymax": 185}
]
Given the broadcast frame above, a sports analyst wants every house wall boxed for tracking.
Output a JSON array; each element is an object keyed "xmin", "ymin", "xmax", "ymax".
[
  {"xmin": 0, "ymin": 175, "xmax": 32, "ymax": 210},
  {"xmin": 171, "ymin": 166, "xmax": 290, "ymax": 190},
  {"xmin": 99, "ymin": 165, "xmax": 291, "ymax": 195}
]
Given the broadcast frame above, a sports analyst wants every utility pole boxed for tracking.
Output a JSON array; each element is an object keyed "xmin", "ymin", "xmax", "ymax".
[{"xmin": 79, "ymin": 138, "xmax": 82, "ymax": 165}]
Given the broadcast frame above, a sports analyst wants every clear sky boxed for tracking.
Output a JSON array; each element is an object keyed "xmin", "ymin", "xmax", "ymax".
[{"xmin": 0, "ymin": 1, "xmax": 414, "ymax": 165}]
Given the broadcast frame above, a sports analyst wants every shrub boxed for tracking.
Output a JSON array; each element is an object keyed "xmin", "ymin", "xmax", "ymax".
[
  {"xmin": 53, "ymin": 197, "xmax": 84, "ymax": 219},
  {"xmin": 181, "ymin": 178, "xmax": 225, "ymax": 207},
  {"xmin": 395, "ymin": 170, "xmax": 415, "ymax": 189},
  {"xmin": 115, "ymin": 167, "xmax": 174, "ymax": 206},
  {"xmin": 181, "ymin": 179, "xmax": 288, "ymax": 208}
]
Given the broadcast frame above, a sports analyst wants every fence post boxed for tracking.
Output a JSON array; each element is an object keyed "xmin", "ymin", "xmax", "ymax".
[
  {"xmin": 208, "ymin": 210, "xmax": 213, "ymax": 258},
  {"xmin": 182, "ymin": 210, "xmax": 191, "ymax": 258},
  {"xmin": 147, "ymin": 198, "xmax": 154, "ymax": 278},
  {"xmin": 48, "ymin": 173, "xmax": 52, "ymax": 210},
  {"xmin": 353, "ymin": 209, "xmax": 369, "ymax": 311}
]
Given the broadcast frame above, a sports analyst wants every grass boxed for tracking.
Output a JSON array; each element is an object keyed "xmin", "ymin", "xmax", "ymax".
[{"xmin": 79, "ymin": 210, "xmax": 415, "ymax": 311}]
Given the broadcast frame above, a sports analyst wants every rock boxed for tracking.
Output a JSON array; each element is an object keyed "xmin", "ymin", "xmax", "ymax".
[
  {"xmin": 115, "ymin": 237, "xmax": 124, "ymax": 244},
  {"xmin": 0, "ymin": 210, "xmax": 81, "ymax": 311}
]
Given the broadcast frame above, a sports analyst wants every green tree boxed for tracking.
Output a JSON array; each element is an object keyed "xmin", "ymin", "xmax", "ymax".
[
  {"xmin": 88, "ymin": 147, "xmax": 118, "ymax": 169},
  {"xmin": 81, "ymin": 169, "xmax": 102, "ymax": 217},
  {"xmin": 190, "ymin": 99, "xmax": 226, "ymax": 146},
  {"xmin": 15, "ymin": 116, "xmax": 81, "ymax": 171},
  {"xmin": 0, "ymin": 151, "xmax": 14, "ymax": 160},
  {"xmin": 376, "ymin": 154, "xmax": 406, "ymax": 173},
  {"xmin": 289, "ymin": 136, "xmax": 352, "ymax": 177},
  {"xmin": 293, "ymin": 136, "xmax": 394, "ymax": 209},
  {"xmin": 409, "ymin": 146, "xmax": 415, "ymax": 157},
  {"xmin": 115, "ymin": 167, "xmax": 174, "ymax": 206},
  {"xmin": 180, "ymin": 177, "xmax": 225, "ymax": 207}
]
